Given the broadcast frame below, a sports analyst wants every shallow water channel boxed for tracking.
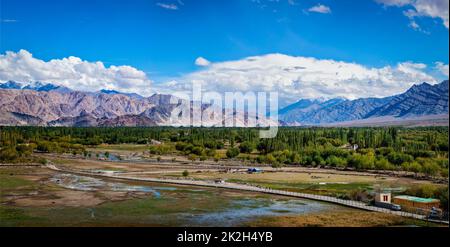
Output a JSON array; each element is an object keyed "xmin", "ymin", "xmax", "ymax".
[{"xmin": 49, "ymin": 173, "xmax": 344, "ymax": 226}]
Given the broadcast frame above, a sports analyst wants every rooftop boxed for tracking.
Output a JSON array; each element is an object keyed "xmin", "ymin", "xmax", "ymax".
[{"xmin": 394, "ymin": 195, "xmax": 440, "ymax": 203}]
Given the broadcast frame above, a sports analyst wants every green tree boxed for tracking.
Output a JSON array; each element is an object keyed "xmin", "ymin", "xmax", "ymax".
[
  {"xmin": 374, "ymin": 157, "xmax": 390, "ymax": 170},
  {"xmin": 226, "ymin": 147, "xmax": 240, "ymax": 158},
  {"xmin": 0, "ymin": 147, "xmax": 19, "ymax": 162},
  {"xmin": 182, "ymin": 170, "xmax": 189, "ymax": 177},
  {"xmin": 326, "ymin": 155, "xmax": 347, "ymax": 168},
  {"xmin": 239, "ymin": 141, "xmax": 254, "ymax": 153}
]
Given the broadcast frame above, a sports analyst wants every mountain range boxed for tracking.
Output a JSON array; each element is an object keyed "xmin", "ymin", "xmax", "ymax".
[
  {"xmin": 0, "ymin": 80, "xmax": 448, "ymax": 127},
  {"xmin": 279, "ymin": 80, "xmax": 449, "ymax": 126},
  {"xmin": 0, "ymin": 81, "xmax": 275, "ymax": 127}
]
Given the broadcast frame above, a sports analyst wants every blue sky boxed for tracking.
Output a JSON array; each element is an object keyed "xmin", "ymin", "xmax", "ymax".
[{"xmin": 0, "ymin": 0, "xmax": 448, "ymax": 104}]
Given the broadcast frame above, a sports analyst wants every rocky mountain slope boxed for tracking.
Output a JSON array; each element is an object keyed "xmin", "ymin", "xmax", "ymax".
[
  {"xmin": 0, "ymin": 80, "xmax": 448, "ymax": 127},
  {"xmin": 0, "ymin": 81, "xmax": 275, "ymax": 127},
  {"xmin": 279, "ymin": 80, "xmax": 449, "ymax": 125}
]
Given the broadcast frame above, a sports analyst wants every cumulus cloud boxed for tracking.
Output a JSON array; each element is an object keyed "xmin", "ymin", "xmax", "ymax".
[
  {"xmin": 156, "ymin": 2, "xmax": 179, "ymax": 10},
  {"xmin": 376, "ymin": 0, "xmax": 449, "ymax": 29},
  {"xmin": 435, "ymin": 62, "xmax": 449, "ymax": 77},
  {"xmin": 0, "ymin": 50, "xmax": 153, "ymax": 96},
  {"xmin": 195, "ymin": 57, "xmax": 211, "ymax": 67},
  {"xmin": 161, "ymin": 54, "xmax": 439, "ymax": 106},
  {"xmin": 1, "ymin": 50, "xmax": 444, "ymax": 106},
  {"xmin": 308, "ymin": 4, "xmax": 331, "ymax": 14}
]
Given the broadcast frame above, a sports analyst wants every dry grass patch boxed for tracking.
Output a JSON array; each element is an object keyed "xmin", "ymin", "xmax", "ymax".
[
  {"xmin": 190, "ymin": 171, "xmax": 383, "ymax": 184},
  {"xmin": 246, "ymin": 210, "xmax": 423, "ymax": 227}
]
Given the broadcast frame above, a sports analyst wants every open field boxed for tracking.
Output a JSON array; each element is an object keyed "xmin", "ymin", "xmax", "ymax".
[
  {"xmin": 1, "ymin": 164, "xmax": 443, "ymax": 227},
  {"xmin": 0, "ymin": 165, "xmax": 350, "ymax": 226},
  {"xmin": 38, "ymin": 152, "xmax": 446, "ymax": 198},
  {"xmin": 246, "ymin": 210, "xmax": 444, "ymax": 227}
]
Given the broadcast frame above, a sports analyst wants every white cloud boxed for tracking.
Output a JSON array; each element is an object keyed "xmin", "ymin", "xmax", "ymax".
[
  {"xmin": 156, "ymin": 2, "xmax": 178, "ymax": 10},
  {"xmin": 1, "ymin": 19, "xmax": 18, "ymax": 23},
  {"xmin": 409, "ymin": 20, "xmax": 420, "ymax": 29},
  {"xmin": 376, "ymin": 0, "xmax": 449, "ymax": 29},
  {"xmin": 435, "ymin": 62, "xmax": 449, "ymax": 77},
  {"xmin": 161, "ymin": 54, "xmax": 439, "ymax": 106},
  {"xmin": 308, "ymin": 4, "xmax": 331, "ymax": 14},
  {"xmin": 0, "ymin": 50, "xmax": 153, "ymax": 96},
  {"xmin": 195, "ymin": 57, "xmax": 211, "ymax": 67},
  {"xmin": 1, "ymin": 50, "xmax": 444, "ymax": 106},
  {"xmin": 376, "ymin": 0, "xmax": 412, "ymax": 6}
]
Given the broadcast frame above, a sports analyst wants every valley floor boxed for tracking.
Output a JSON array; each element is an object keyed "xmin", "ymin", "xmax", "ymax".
[{"xmin": 1, "ymin": 150, "xmax": 446, "ymax": 227}]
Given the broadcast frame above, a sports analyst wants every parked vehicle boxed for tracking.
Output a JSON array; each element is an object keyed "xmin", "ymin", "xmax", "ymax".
[
  {"xmin": 247, "ymin": 168, "xmax": 263, "ymax": 173},
  {"xmin": 428, "ymin": 207, "xmax": 442, "ymax": 219},
  {"xmin": 374, "ymin": 201, "xmax": 402, "ymax": 211}
]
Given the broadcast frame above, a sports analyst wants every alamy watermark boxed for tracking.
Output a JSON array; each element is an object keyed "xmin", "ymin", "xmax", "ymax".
[{"xmin": 168, "ymin": 80, "xmax": 279, "ymax": 138}]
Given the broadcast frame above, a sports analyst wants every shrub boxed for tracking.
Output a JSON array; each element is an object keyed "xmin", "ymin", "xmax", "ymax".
[
  {"xmin": 213, "ymin": 154, "xmax": 221, "ymax": 162},
  {"xmin": 239, "ymin": 141, "xmax": 254, "ymax": 153},
  {"xmin": 374, "ymin": 157, "xmax": 390, "ymax": 170},
  {"xmin": 206, "ymin": 149, "xmax": 216, "ymax": 157},
  {"xmin": 348, "ymin": 154, "xmax": 375, "ymax": 170},
  {"xmin": 226, "ymin": 147, "xmax": 240, "ymax": 158},
  {"xmin": 188, "ymin": 154, "xmax": 197, "ymax": 162},
  {"xmin": 191, "ymin": 146, "xmax": 204, "ymax": 156},
  {"xmin": 326, "ymin": 155, "xmax": 347, "ymax": 168},
  {"xmin": 421, "ymin": 162, "xmax": 441, "ymax": 177},
  {"xmin": 175, "ymin": 142, "xmax": 188, "ymax": 151},
  {"xmin": 387, "ymin": 152, "xmax": 413, "ymax": 166},
  {"xmin": 0, "ymin": 147, "xmax": 19, "ymax": 162}
]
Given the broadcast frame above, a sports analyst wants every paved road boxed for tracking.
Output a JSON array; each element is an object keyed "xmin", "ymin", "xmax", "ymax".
[{"xmin": 45, "ymin": 163, "xmax": 448, "ymax": 225}]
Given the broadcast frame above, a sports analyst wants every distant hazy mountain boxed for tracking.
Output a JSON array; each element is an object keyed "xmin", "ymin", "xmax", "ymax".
[
  {"xmin": 279, "ymin": 80, "xmax": 449, "ymax": 125},
  {"xmin": 0, "ymin": 81, "xmax": 72, "ymax": 93},
  {"xmin": 99, "ymin": 89, "xmax": 144, "ymax": 100},
  {"xmin": 0, "ymin": 81, "xmax": 23, "ymax": 89},
  {"xmin": 279, "ymin": 98, "xmax": 347, "ymax": 124},
  {"xmin": 0, "ymin": 84, "xmax": 275, "ymax": 127}
]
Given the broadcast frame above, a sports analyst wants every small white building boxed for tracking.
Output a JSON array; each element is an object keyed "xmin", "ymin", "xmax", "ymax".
[
  {"xmin": 150, "ymin": 139, "xmax": 162, "ymax": 145},
  {"xmin": 340, "ymin": 143, "xmax": 359, "ymax": 151},
  {"xmin": 374, "ymin": 192, "xmax": 391, "ymax": 204}
]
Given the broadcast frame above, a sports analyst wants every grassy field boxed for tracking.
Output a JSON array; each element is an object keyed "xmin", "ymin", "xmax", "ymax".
[
  {"xmin": 42, "ymin": 154, "xmax": 446, "ymax": 199},
  {"xmin": 1, "ymin": 165, "xmax": 447, "ymax": 227},
  {"xmin": 88, "ymin": 144, "xmax": 150, "ymax": 152},
  {"xmin": 163, "ymin": 170, "xmax": 440, "ymax": 197},
  {"xmin": 187, "ymin": 171, "xmax": 385, "ymax": 183},
  {"xmin": 0, "ymin": 167, "xmax": 39, "ymax": 191},
  {"xmin": 245, "ymin": 210, "xmax": 443, "ymax": 227}
]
